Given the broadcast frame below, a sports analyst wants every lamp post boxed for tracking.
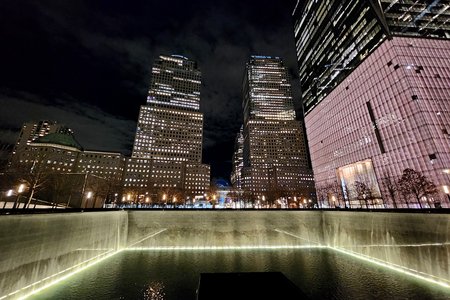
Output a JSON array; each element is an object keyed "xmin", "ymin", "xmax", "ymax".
[
  {"xmin": 84, "ymin": 191, "xmax": 92, "ymax": 209},
  {"xmin": 12, "ymin": 184, "xmax": 26, "ymax": 209},
  {"xmin": 3, "ymin": 189, "xmax": 13, "ymax": 209}
]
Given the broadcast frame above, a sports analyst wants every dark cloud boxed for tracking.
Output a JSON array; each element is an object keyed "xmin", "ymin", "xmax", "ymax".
[{"xmin": 0, "ymin": 0, "xmax": 300, "ymax": 178}]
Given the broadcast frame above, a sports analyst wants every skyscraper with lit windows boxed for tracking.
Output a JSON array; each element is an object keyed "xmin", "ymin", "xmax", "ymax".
[
  {"xmin": 238, "ymin": 56, "xmax": 314, "ymax": 200},
  {"xmin": 293, "ymin": 1, "xmax": 450, "ymax": 208},
  {"xmin": 125, "ymin": 55, "xmax": 210, "ymax": 198}
]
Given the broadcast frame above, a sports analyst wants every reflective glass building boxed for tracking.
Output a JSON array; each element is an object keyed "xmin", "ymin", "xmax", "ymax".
[
  {"xmin": 293, "ymin": 1, "xmax": 450, "ymax": 208},
  {"xmin": 293, "ymin": 0, "xmax": 450, "ymax": 114}
]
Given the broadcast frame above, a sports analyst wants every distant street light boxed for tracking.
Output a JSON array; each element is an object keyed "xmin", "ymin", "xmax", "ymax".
[
  {"xmin": 84, "ymin": 191, "xmax": 93, "ymax": 209},
  {"xmin": 12, "ymin": 183, "xmax": 26, "ymax": 209},
  {"xmin": 3, "ymin": 190, "xmax": 14, "ymax": 209}
]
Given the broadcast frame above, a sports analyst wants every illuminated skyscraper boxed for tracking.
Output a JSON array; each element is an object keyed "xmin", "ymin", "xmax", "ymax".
[
  {"xmin": 125, "ymin": 55, "xmax": 210, "ymax": 197},
  {"xmin": 293, "ymin": 1, "xmax": 450, "ymax": 208},
  {"xmin": 231, "ymin": 126, "xmax": 244, "ymax": 189},
  {"xmin": 239, "ymin": 56, "xmax": 314, "ymax": 200},
  {"xmin": 293, "ymin": 0, "xmax": 450, "ymax": 114}
]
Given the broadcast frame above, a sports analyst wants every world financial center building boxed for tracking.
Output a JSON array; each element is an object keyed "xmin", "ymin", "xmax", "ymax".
[
  {"xmin": 293, "ymin": 0, "xmax": 450, "ymax": 208},
  {"xmin": 235, "ymin": 56, "xmax": 314, "ymax": 200},
  {"xmin": 124, "ymin": 55, "xmax": 210, "ymax": 198}
]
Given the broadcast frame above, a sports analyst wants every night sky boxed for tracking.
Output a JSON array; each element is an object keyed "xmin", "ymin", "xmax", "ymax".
[{"xmin": 0, "ymin": 0, "xmax": 302, "ymax": 180}]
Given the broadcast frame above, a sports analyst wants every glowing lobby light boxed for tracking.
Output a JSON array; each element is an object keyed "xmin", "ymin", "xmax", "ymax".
[
  {"xmin": 443, "ymin": 185, "xmax": 450, "ymax": 194},
  {"xmin": 6, "ymin": 189, "xmax": 13, "ymax": 197}
]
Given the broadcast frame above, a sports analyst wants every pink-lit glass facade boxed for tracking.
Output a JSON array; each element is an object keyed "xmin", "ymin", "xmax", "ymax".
[{"xmin": 306, "ymin": 37, "xmax": 450, "ymax": 208}]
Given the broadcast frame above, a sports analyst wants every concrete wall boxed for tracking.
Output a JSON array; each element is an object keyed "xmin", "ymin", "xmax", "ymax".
[
  {"xmin": 321, "ymin": 211, "xmax": 450, "ymax": 282},
  {"xmin": 0, "ymin": 211, "xmax": 128, "ymax": 299},
  {"xmin": 0, "ymin": 210, "xmax": 449, "ymax": 299},
  {"xmin": 126, "ymin": 211, "xmax": 324, "ymax": 248}
]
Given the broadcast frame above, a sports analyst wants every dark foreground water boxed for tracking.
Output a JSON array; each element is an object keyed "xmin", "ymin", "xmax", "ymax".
[{"xmin": 33, "ymin": 249, "xmax": 449, "ymax": 299}]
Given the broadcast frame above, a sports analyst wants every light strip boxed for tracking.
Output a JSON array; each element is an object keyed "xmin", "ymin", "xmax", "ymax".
[
  {"xmin": 126, "ymin": 245, "xmax": 326, "ymax": 251},
  {"xmin": 330, "ymin": 247, "xmax": 450, "ymax": 288},
  {"xmin": 3, "ymin": 249, "xmax": 123, "ymax": 300},
  {"xmin": 340, "ymin": 242, "xmax": 450, "ymax": 248},
  {"xmin": 274, "ymin": 229, "xmax": 320, "ymax": 244},
  {"xmin": 276, "ymin": 229, "xmax": 450, "ymax": 289},
  {"xmin": 127, "ymin": 229, "xmax": 167, "ymax": 247}
]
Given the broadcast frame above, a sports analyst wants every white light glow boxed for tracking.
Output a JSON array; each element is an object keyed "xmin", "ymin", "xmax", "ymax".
[{"xmin": 18, "ymin": 184, "xmax": 25, "ymax": 193}]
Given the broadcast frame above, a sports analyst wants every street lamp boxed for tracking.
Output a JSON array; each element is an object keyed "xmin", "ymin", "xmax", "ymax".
[
  {"xmin": 12, "ymin": 184, "xmax": 26, "ymax": 209},
  {"xmin": 18, "ymin": 184, "xmax": 25, "ymax": 194},
  {"xmin": 84, "ymin": 191, "xmax": 92, "ymax": 209},
  {"xmin": 3, "ymin": 190, "xmax": 14, "ymax": 209}
]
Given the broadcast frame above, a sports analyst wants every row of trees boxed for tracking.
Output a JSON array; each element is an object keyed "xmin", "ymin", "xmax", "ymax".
[
  {"xmin": 316, "ymin": 168, "xmax": 439, "ymax": 209},
  {"xmin": 225, "ymin": 186, "xmax": 315, "ymax": 209}
]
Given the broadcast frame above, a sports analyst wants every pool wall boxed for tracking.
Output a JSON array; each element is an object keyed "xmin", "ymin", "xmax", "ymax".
[
  {"xmin": 0, "ymin": 210, "xmax": 449, "ymax": 299},
  {"xmin": 0, "ymin": 211, "xmax": 128, "ymax": 299}
]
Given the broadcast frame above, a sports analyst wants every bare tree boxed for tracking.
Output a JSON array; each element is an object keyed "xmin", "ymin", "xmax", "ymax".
[
  {"xmin": 381, "ymin": 172, "xmax": 398, "ymax": 208},
  {"xmin": 242, "ymin": 189, "xmax": 256, "ymax": 208},
  {"xmin": 354, "ymin": 181, "xmax": 372, "ymax": 209},
  {"xmin": 9, "ymin": 151, "xmax": 54, "ymax": 209},
  {"xmin": 315, "ymin": 184, "xmax": 329, "ymax": 208},
  {"xmin": 397, "ymin": 168, "xmax": 438, "ymax": 209},
  {"xmin": 226, "ymin": 187, "xmax": 240, "ymax": 208},
  {"xmin": 342, "ymin": 182, "xmax": 352, "ymax": 208},
  {"xmin": 327, "ymin": 181, "xmax": 344, "ymax": 208}
]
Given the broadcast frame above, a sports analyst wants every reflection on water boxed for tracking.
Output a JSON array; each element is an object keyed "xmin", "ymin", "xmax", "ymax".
[{"xmin": 144, "ymin": 281, "xmax": 166, "ymax": 300}]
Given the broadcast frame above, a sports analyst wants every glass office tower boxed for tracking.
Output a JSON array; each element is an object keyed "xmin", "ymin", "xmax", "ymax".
[{"xmin": 293, "ymin": 1, "xmax": 450, "ymax": 208}]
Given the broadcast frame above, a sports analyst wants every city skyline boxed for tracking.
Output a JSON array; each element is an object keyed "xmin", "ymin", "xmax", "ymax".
[{"xmin": 0, "ymin": 0, "xmax": 300, "ymax": 179}]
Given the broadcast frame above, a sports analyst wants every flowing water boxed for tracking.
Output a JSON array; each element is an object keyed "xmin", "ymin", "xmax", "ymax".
[{"xmin": 32, "ymin": 249, "xmax": 449, "ymax": 299}]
